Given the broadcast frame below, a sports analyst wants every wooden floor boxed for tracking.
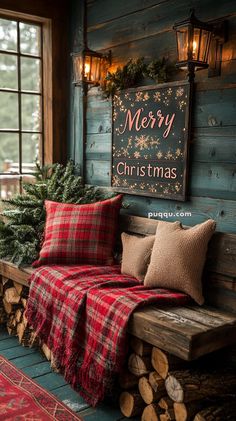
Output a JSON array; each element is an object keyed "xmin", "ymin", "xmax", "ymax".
[{"xmin": 0, "ymin": 326, "xmax": 137, "ymax": 421}]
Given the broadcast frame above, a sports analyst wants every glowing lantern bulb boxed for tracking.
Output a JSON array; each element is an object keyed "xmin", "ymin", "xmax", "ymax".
[
  {"xmin": 84, "ymin": 63, "xmax": 90, "ymax": 77},
  {"xmin": 192, "ymin": 40, "xmax": 197, "ymax": 58}
]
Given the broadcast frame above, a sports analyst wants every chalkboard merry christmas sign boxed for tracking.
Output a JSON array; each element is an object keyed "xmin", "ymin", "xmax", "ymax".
[{"xmin": 111, "ymin": 81, "xmax": 191, "ymax": 201}]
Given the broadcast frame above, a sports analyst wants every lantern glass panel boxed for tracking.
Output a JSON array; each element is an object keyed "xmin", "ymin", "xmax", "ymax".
[
  {"xmin": 92, "ymin": 56, "xmax": 101, "ymax": 82},
  {"xmin": 73, "ymin": 55, "xmax": 83, "ymax": 83},
  {"xmin": 176, "ymin": 27, "xmax": 189, "ymax": 62},
  {"xmin": 199, "ymin": 29, "xmax": 211, "ymax": 62},
  {"xmin": 101, "ymin": 57, "xmax": 109, "ymax": 80},
  {"xmin": 84, "ymin": 54, "xmax": 92, "ymax": 81},
  {"xmin": 192, "ymin": 27, "xmax": 200, "ymax": 61}
]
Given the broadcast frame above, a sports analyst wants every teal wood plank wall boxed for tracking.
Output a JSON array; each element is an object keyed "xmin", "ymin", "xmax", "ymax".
[{"xmin": 69, "ymin": 0, "xmax": 236, "ymax": 233}]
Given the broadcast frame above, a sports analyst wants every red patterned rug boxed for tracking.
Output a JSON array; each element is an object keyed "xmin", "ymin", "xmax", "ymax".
[{"xmin": 0, "ymin": 355, "xmax": 83, "ymax": 420}]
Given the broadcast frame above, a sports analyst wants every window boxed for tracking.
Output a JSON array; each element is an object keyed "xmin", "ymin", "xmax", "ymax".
[{"xmin": 0, "ymin": 12, "xmax": 52, "ymax": 199}]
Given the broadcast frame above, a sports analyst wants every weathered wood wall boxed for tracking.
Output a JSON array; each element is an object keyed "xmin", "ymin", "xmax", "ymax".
[{"xmin": 69, "ymin": 0, "xmax": 236, "ymax": 233}]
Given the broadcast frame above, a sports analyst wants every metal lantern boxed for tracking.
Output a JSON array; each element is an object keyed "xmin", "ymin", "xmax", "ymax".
[
  {"xmin": 173, "ymin": 11, "xmax": 213, "ymax": 77},
  {"xmin": 72, "ymin": 47, "xmax": 111, "ymax": 86}
]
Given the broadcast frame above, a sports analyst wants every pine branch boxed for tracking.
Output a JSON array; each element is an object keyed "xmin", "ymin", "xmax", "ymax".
[{"xmin": 2, "ymin": 195, "xmax": 43, "ymax": 208}]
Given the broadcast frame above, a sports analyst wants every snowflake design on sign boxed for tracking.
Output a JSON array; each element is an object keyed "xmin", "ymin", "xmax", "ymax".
[
  {"xmin": 135, "ymin": 92, "xmax": 143, "ymax": 102},
  {"xmin": 135, "ymin": 135, "xmax": 150, "ymax": 150},
  {"xmin": 176, "ymin": 87, "xmax": 184, "ymax": 97},
  {"xmin": 112, "ymin": 175, "xmax": 120, "ymax": 187},
  {"xmin": 143, "ymin": 92, "xmax": 150, "ymax": 101},
  {"xmin": 156, "ymin": 151, "xmax": 163, "ymax": 159},
  {"xmin": 153, "ymin": 91, "xmax": 161, "ymax": 102},
  {"xmin": 134, "ymin": 151, "xmax": 141, "ymax": 159}
]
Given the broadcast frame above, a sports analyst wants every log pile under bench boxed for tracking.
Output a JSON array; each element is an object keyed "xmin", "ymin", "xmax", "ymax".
[
  {"xmin": 119, "ymin": 337, "xmax": 236, "ymax": 420},
  {"xmin": 0, "ymin": 263, "xmax": 54, "ymax": 366}
]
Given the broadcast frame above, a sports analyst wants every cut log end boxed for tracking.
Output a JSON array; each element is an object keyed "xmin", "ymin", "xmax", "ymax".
[
  {"xmin": 120, "ymin": 391, "xmax": 144, "ymax": 418},
  {"xmin": 139, "ymin": 377, "xmax": 155, "ymax": 404},
  {"xmin": 128, "ymin": 353, "xmax": 152, "ymax": 377},
  {"xmin": 141, "ymin": 404, "xmax": 161, "ymax": 421},
  {"xmin": 4, "ymin": 287, "xmax": 21, "ymax": 305},
  {"xmin": 3, "ymin": 298, "xmax": 13, "ymax": 315},
  {"xmin": 13, "ymin": 281, "xmax": 23, "ymax": 296},
  {"xmin": 165, "ymin": 375, "xmax": 184, "ymax": 403},
  {"xmin": 152, "ymin": 347, "xmax": 169, "ymax": 379},
  {"xmin": 149, "ymin": 371, "xmax": 165, "ymax": 393},
  {"xmin": 173, "ymin": 402, "xmax": 188, "ymax": 421},
  {"xmin": 158, "ymin": 396, "xmax": 174, "ymax": 410}
]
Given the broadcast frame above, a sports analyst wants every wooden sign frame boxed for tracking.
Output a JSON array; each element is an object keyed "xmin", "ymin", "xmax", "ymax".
[{"xmin": 111, "ymin": 80, "xmax": 192, "ymax": 201}]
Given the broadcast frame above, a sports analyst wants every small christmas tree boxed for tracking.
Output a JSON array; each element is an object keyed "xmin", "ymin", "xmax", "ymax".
[{"xmin": 0, "ymin": 161, "xmax": 108, "ymax": 266}]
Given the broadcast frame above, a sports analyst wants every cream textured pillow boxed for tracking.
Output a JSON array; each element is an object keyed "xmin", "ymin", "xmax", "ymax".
[
  {"xmin": 144, "ymin": 219, "xmax": 216, "ymax": 305},
  {"xmin": 121, "ymin": 233, "xmax": 155, "ymax": 281}
]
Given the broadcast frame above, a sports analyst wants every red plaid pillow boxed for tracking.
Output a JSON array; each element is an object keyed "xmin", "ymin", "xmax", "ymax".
[{"xmin": 33, "ymin": 195, "xmax": 123, "ymax": 266}]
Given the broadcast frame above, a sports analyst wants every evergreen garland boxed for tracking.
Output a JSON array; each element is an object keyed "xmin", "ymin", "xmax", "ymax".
[
  {"xmin": 102, "ymin": 57, "xmax": 175, "ymax": 97},
  {"xmin": 143, "ymin": 58, "xmax": 175, "ymax": 84},
  {"xmin": 0, "ymin": 161, "xmax": 109, "ymax": 266},
  {"xmin": 102, "ymin": 58, "xmax": 146, "ymax": 97}
]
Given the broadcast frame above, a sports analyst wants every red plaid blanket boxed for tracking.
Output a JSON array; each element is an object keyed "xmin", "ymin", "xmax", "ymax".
[{"xmin": 26, "ymin": 265, "xmax": 188, "ymax": 406}]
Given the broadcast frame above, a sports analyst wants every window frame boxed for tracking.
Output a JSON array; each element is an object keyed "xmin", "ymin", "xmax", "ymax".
[{"xmin": 0, "ymin": 8, "xmax": 53, "ymax": 176}]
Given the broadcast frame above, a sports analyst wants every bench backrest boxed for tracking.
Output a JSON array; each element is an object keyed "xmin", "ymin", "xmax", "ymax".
[{"xmin": 118, "ymin": 214, "xmax": 236, "ymax": 314}]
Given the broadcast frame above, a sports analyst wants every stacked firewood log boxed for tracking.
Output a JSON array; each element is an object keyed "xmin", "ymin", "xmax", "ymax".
[
  {"xmin": 0, "ymin": 276, "xmax": 56, "ymax": 369},
  {"xmin": 0, "ymin": 281, "xmax": 8, "ymax": 324},
  {"xmin": 119, "ymin": 336, "xmax": 236, "ymax": 421}
]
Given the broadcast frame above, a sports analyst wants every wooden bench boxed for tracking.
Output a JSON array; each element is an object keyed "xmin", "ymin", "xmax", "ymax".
[
  {"xmin": 122, "ymin": 215, "xmax": 236, "ymax": 360},
  {"xmin": 0, "ymin": 214, "xmax": 236, "ymax": 361}
]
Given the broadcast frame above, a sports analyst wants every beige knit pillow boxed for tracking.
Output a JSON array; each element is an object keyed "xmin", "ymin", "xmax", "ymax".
[
  {"xmin": 144, "ymin": 219, "xmax": 216, "ymax": 305},
  {"xmin": 121, "ymin": 233, "xmax": 155, "ymax": 281}
]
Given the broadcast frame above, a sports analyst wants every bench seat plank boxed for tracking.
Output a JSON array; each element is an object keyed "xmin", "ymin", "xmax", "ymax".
[
  {"xmin": 164, "ymin": 306, "xmax": 234, "ymax": 327},
  {"xmin": 143, "ymin": 307, "xmax": 211, "ymax": 334},
  {"xmin": 129, "ymin": 307, "xmax": 192, "ymax": 359},
  {"xmin": 128, "ymin": 305, "xmax": 236, "ymax": 360},
  {"xmin": 0, "ymin": 259, "xmax": 32, "ymax": 286},
  {"xmin": 182, "ymin": 304, "xmax": 236, "ymax": 322}
]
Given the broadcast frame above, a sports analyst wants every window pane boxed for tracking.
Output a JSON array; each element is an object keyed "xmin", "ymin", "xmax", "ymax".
[
  {"xmin": 22, "ymin": 133, "xmax": 41, "ymax": 168},
  {"xmin": 0, "ymin": 53, "xmax": 18, "ymax": 89},
  {"xmin": 21, "ymin": 57, "xmax": 41, "ymax": 92},
  {"xmin": 0, "ymin": 175, "xmax": 20, "ymax": 199},
  {"xmin": 0, "ymin": 92, "xmax": 19, "ymax": 129},
  {"xmin": 22, "ymin": 174, "xmax": 36, "ymax": 188},
  {"xmin": 0, "ymin": 132, "xmax": 19, "ymax": 173},
  {"xmin": 0, "ymin": 18, "xmax": 17, "ymax": 52},
  {"xmin": 21, "ymin": 94, "xmax": 41, "ymax": 131},
  {"xmin": 20, "ymin": 23, "xmax": 41, "ymax": 56}
]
